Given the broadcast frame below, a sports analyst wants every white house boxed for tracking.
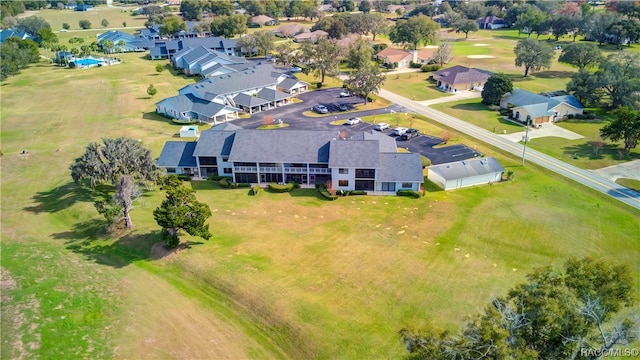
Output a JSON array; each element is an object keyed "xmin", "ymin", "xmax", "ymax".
[{"xmin": 427, "ymin": 157, "xmax": 504, "ymax": 190}]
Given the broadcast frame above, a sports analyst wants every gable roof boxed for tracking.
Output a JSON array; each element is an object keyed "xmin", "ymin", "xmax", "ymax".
[
  {"xmin": 428, "ymin": 157, "xmax": 503, "ymax": 180},
  {"xmin": 378, "ymin": 153, "xmax": 424, "ymax": 182},
  {"xmin": 433, "ymin": 65, "xmax": 492, "ymax": 85},
  {"xmin": 180, "ymin": 63, "xmax": 285, "ymax": 97},
  {"xmin": 193, "ymin": 129, "xmax": 236, "ymax": 157},
  {"xmin": 0, "ymin": 29, "xmax": 35, "ymax": 42},
  {"xmin": 156, "ymin": 94, "xmax": 239, "ymax": 118},
  {"xmin": 375, "ymin": 47, "xmax": 411, "ymax": 63},
  {"xmin": 278, "ymin": 77, "xmax": 309, "ymax": 91},
  {"xmin": 157, "ymin": 141, "xmax": 197, "ymax": 168},
  {"xmin": 257, "ymin": 88, "xmax": 291, "ymax": 102},
  {"xmin": 477, "ymin": 16, "xmax": 505, "ymax": 26},
  {"xmin": 506, "ymin": 89, "xmax": 585, "ymax": 117},
  {"xmin": 274, "ymin": 24, "xmax": 309, "ymax": 37},
  {"xmin": 328, "ymin": 140, "xmax": 381, "ymax": 168},
  {"xmin": 228, "ymin": 130, "xmax": 336, "ymax": 163},
  {"xmin": 233, "ymin": 93, "xmax": 270, "ymax": 107},
  {"xmin": 252, "ymin": 15, "xmax": 276, "ymax": 25},
  {"xmin": 294, "ymin": 30, "xmax": 328, "ymax": 42}
]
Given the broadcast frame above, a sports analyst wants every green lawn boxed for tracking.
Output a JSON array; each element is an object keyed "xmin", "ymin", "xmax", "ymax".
[
  {"xmin": 382, "ymin": 71, "xmax": 454, "ymax": 101},
  {"xmin": 431, "ymin": 99, "xmax": 524, "ymax": 134},
  {"xmin": 18, "ymin": 5, "xmax": 149, "ymax": 31},
  {"xmin": 1, "ymin": 23, "xmax": 639, "ymax": 360}
]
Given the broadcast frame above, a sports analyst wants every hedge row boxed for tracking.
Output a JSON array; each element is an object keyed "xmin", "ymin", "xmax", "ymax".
[
  {"xmin": 421, "ymin": 64, "xmax": 442, "ymax": 72},
  {"xmin": 397, "ymin": 189, "xmax": 422, "ymax": 198},
  {"xmin": 252, "ymin": 185, "xmax": 261, "ymax": 195},
  {"xmin": 268, "ymin": 182, "xmax": 296, "ymax": 192},
  {"xmin": 218, "ymin": 177, "xmax": 250, "ymax": 189}
]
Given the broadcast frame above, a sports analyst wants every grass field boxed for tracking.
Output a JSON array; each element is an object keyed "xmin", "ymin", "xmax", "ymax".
[{"xmin": 1, "ymin": 13, "xmax": 639, "ymax": 360}]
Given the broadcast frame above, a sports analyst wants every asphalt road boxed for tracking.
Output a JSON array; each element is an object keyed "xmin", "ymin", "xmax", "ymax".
[{"xmin": 379, "ymin": 89, "xmax": 640, "ymax": 210}]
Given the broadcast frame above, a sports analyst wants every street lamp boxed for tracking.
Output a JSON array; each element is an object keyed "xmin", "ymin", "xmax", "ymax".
[{"xmin": 521, "ymin": 117, "xmax": 531, "ymax": 165}]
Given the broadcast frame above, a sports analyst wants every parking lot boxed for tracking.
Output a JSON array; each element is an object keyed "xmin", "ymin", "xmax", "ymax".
[{"xmin": 235, "ymin": 87, "xmax": 480, "ymax": 165}]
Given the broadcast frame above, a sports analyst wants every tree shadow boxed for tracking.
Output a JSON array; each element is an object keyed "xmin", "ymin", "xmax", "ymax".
[
  {"xmin": 24, "ymin": 182, "xmax": 113, "ymax": 214},
  {"xmin": 528, "ymin": 70, "xmax": 575, "ymax": 79},
  {"xmin": 51, "ymin": 219, "xmax": 161, "ymax": 268},
  {"xmin": 562, "ymin": 143, "xmax": 640, "ymax": 161}
]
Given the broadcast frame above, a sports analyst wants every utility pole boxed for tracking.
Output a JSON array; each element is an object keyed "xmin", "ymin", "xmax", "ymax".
[{"xmin": 521, "ymin": 118, "xmax": 531, "ymax": 166}]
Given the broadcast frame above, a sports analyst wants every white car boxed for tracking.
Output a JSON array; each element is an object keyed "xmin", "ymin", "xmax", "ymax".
[
  {"xmin": 374, "ymin": 123, "xmax": 390, "ymax": 131},
  {"xmin": 339, "ymin": 90, "xmax": 351, "ymax": 97},
  {"xmin": 345, "ymin": 117, "xmax": 361, "ymax": 125},
  {"xmin": 393, "ymin": 127, "xmax": 408, "ymax": 136}
]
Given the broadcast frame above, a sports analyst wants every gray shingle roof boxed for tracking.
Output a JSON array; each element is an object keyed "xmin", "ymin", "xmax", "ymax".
[
  {"xmin": 377, "ymin": 153, "xmax": 424, "ymax": 182},
  {"xmin": 433, "ymin": 65, "xmax": 492, "ymax": 85},
  {"xmin": 507, "ymin": 89, "xmax": 560, "ymax": 108},
  {"xmin": 180, "ymin": 63, "xmax": 284, "ymax": 97},
  {"xmin": 233, "ymin": 93, "xmax": 270, "ymax": 107},
  {"xmin": 193, "ymin": 130, "xmax": 236, "ymax": 157},
  {"xmin": 156, "ymin": 94, "xmax": 239, "ymax": 118},
  {"xmin": 328, "ymin": 140, "xmax": 381, "ymax": 168},
  {"xmin": 157, "ymin": 141, "xmax": 197, "ymax": 168},
  {"xmin": 278, "ymin": 77, "xmax": 308, "ymax": 91},
  {"xmin": 351, "ymin": 130, "xmax": 398, "ymax": 153},
  {"xmin": 228, "ymin": 130, "xmax": 337, "ymax": 163},
  {"xmin": 257, "ymin": 88, "xmax": 291, "ymax": 102},
  {"xmin": 428, "ymin": 157, "xmax": 503, "ymax": 180},
  {"xmin": 550, "ymin": 94, "xmax": 585, "ymax": 109}
]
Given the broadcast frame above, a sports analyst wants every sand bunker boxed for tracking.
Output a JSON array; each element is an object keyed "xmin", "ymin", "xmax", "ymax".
[
  {"xmin": 473, "ymin": 43, "xmax": 490, "ymax": 46},
  {"xmin": 424, "ymin": 45, "xmax": 439, "ymax": 48},
  {"xmin": 467, "ymin": 55, "xmax": 496, "ymax": 59}
]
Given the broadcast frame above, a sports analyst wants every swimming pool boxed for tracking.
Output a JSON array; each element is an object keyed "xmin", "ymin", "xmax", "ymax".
[{"xmin": 74, "ymin": 58, "xmax": 103, "ymax": 66}]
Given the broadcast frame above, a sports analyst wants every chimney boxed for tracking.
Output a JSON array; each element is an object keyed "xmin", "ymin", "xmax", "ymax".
[{"xmin": 411, "ymin": 50, "xmax": 418, "ymax": 64}]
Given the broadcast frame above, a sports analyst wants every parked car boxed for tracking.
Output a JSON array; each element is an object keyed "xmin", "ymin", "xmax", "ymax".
[
  {"xmin": 401, "ymin": 128, "xmax": 419, "ymax": 140},
  {"xmin": 312, "ymin": 104, "xmax": 329, "ymax": 114},
  {"xmin": 393, "ymin": 127, "xmax": 408, "ymax": 136},
  {"xmin": 339, "ymin": 90, "xmax": 351, "ymax": 97},
  {"xmin": 345, "ymin": 117, "xmax": 361, "ymax": 125},
  {"xmin": 290, "ymin": 66, "xmax": 302, "ymax": 73},
  {"xmin": 374, "ymin": 122, "xmax": 390, "ymax": 131},
  {"xmin": 335, "ymin": 103, "xmax": 348, "ymax": 111}
]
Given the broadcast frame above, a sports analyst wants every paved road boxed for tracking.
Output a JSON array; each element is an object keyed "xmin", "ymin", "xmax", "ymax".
[{"xmin": 379, "ymin": 89, "xmax": 640, "ymax": 210}]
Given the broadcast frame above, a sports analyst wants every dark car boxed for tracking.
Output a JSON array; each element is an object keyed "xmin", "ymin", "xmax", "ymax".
[
  {"xmin": 335, "ymin": 103, "xmax": 348, "ymax": 111},
  {"xmin": 401, "ymin": 128, "xmax": 420, "ymax": 140}
]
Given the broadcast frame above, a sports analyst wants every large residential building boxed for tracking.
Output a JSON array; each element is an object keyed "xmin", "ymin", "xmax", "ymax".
[
  {"xmin": 157, "ymin": 123, "xmax": 425, "ymax": 194},
  {"xmin": 156, "ymin": 62, "xmax": 309, "ymax": 123}
]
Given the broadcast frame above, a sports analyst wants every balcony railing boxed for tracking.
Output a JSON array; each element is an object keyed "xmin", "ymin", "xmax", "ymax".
[{"xmin": 233, "ymin": 166, "xmax": 330, "ymax": 174}]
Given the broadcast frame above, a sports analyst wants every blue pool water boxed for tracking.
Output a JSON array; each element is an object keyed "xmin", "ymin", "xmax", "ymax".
[{"xmin": 74, "ymin": 58, "xmax": 103, "ymax": 66}]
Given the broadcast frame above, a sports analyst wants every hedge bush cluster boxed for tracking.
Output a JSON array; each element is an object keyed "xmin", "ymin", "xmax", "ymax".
[
  {"xmin": 397, "ymin": 189, "xmax": 422, "ymax": 198},
  {"xmin": 421, "ymin": 64, "xmax": 442, "ymax": 72},
  {"xmin": 316, "ymin": 184, "xmax": 338, "ymax": 200},
  {"xmin": 567, "ymin": 112, "xmax": 597, "ymax": 120},
  {"xmin": 208, "ymin": 175, "xmax": 224, "ymax": 181},
  {"xmin": 251, "ymin": 185, "xmax": 261, "ymax": 195},
  {"xmin": 177, "ymin": 174, "xmax": 191, "ymax": 181},
  {"xmin": 268, "ymin": 182, "xmax": 296, "ymax": 193}
]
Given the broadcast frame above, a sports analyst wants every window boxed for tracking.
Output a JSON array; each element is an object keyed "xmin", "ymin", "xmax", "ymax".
[
  {"xmin": 199, "ymin": 157, "xmax": 217, "ymax": 166},
  {"xmin": 381, "ymin": 182, "xmax": 396, "ymax": 191},
  {"xmin": 339, "ymin": 168, "xmax": 348, "ymax": 174},
  {"xmin": 401, "ymin": 182, "xmax": 413, "ymax": 189},
  {"xmin": 166, "ymin": 168, "xmax": 176, "ymax": 173},
  {"xmin": 355, "ymin": 169, "xmax": 375, "ymax": 178},
  {"xmin": 223, "ymin": 168, "xmax": 232, "ymax": 174},
  {"xmin": 338, "ymin": 180, "xmax": 349, "ymax": 187},
  {"xmin": 222, "ymin": 157, "xmax": 229, "ymax": 162}
]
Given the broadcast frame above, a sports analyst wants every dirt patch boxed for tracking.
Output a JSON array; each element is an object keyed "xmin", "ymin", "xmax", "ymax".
[
  {"xmin": 150, "ymin": 242, "xmax": 177, "ymax": 260},
  {"xmin": 467, "ymin": 55, "xmax": 496, "ymax": 59},
  {"xmin": 1, "ymin": 267, "xmax": 18, "ymax": 291},
  {"xmin": 473, "ymin": 44, "xmax": 490, "ymax": 46}
]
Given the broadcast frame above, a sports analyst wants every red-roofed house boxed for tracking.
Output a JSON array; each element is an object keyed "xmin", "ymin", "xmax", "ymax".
[
  {"xmin": 432, "ymin": 66, "xmax": 493, "ymax": 92},
  {"xmin": 375, "ymin": 47, "xmax": 435, "ymax": 68},
  {"xmin": 252, "ymin": 15, "xmax": 278, "ymax": 27}
]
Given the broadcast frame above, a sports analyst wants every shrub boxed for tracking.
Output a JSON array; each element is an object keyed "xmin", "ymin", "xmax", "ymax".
[
  {"xmin": 372, "ymin": 43, "xmax": 388, "ymax": 53},
  {"xmin": 409, "ymin": 61, "xmax": 422, "ymax": 69},
  {"xmin": 218, "ymin": 177, "xmax": 237, "ymax": 188},
  {"xmin": 208, "ymin": 175, "xmax": 224, "ymax": 181},
  {"xmin": 348, "ymin": 190, "xmax": 367, "ymax": 196},
  {"xmin": 420, "ymin": 64, "xmax": 441, "ymax": 72},
  {"xmin": 177, "ymin": 174, "xmax": 191, "ymax": 181},
  {"xmin": 397, "ymin": 189, "xmax": 422, "ymax": 198},
  {"xmin": 268, "ymin": 182, "xmax": 295, "ymax": 193},
  {"xmin": 316, "ymin": 184, "xmax": 338, "ymax": 200},
  {"xmin": 251, "ymin": 185, "xmax": 261, "ymax": 195},
  {"xmin": 237, "ymin": 183, "xmax": 251, "ymax": 188}
]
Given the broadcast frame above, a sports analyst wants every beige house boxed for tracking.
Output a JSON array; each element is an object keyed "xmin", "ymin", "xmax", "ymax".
[
  {"xmin": 432, "ymin": 66, "xmax": 492, "ymax": 92},
  {"xmin": 374, "ymin": 47, "xmax": 435, "ymax": 68},
  {"xmin": 500, "ymin": 89, "xmax": 585, "ymax": 125}
]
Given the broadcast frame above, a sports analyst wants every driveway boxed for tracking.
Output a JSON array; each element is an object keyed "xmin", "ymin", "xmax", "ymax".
[
  {"xmin": 591, "ymin": 160, "xmax": 640, "ymax": 181},
  {"xmin": 499, "ymin": 122, "xmax": 584, "ymax": 142},
  {"xmin": 233, "ymin": 87, "xmax": 480, "ymax": 165}
]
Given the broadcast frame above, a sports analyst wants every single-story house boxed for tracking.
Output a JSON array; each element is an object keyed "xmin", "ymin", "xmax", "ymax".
[
  {"xmin": 294, "ymin": 30, "xmax": 328, "ymax": 43},
  {"xmin": 375, "ymin": 48, "xmax": 435, "ymax": 68},
  {"xmin": 477, "ymin": 16, "xmax": 506, "ymax": 30},
  {"xmin": 427, "ymin": 157, "xmax": 504, "ymax": 190},
  {"xmin": 274, "ymin": 24, "xmax": 309, "ymax": 38},
  {"xmin": 75, "ymin": 4, "xmax": 93, "ymax": 11},
  {"xmin": 251, "ymin": 15, "xmax": 278, "ymax": 27},
  {"xmin": 500, "ymin": 89, "xmax": 585, "ymax": 125},
  {"xmin": 0, "ymin": 29, "xmax": 35, "ymax": 43},
  {"xmin": 432, "ymin": 65, "xmax": 493, "ymax": 92},
  {"xmin": 97, "ymin": 31, "xmax": 148, "ymax": 52},
  {"xmin": 157, "ymin": 124, "xmax": 424, "ymax": 194}
]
